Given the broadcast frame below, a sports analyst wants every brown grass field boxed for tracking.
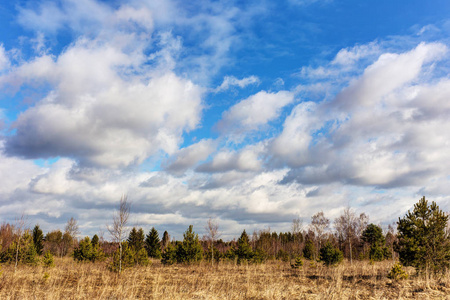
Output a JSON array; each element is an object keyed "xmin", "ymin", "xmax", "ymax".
[{"xmin": 1, "ymin": 258, "xmax": 450, "ymax": 299}]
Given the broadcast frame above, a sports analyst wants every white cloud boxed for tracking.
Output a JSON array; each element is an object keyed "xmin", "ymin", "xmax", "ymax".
[
  {"xmin": 270, "ymin": 101, "xmax": 320, "ymax": 167},
  {"xmin": 197, "ymin": 144, "xmax": 263, "ymax": 173},
  {"xmin": 215, "ymin": 75, "xmax": 260, "ymax": 92},
  {"xmin": 163, "ymin": 139, "xmax": 217, "ymax": 176},
  {"xmin": 331, "ymin": 42, "xmax": 380, "ymax": 67},
  {"xmin": 333, "ymin": 42, "xmax": 447, "ymax": 110},
  {"xmin": 2, "ymin": 22, "xmax": 204, "ymax": 168},
  {"xmin": 0, "ymin": 44, "xmax": 10, "ymax": 71},
  {"xmin": 217, "ymin": 90, "xmax": 294, "ymax": 136},
  {"xmin": 0, "ymin": 143, "xmax": 42, "ymax": 196},
  {"xmin": 276, "ymin": 42, "xmax": 450, "ymax": 193},
  {"xmin": 30, "ymin": 159, "xmax": 77, "ymax": 195}
]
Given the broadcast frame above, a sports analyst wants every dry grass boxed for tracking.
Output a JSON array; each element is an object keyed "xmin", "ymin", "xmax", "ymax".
[{"xmin": 2, "ymin": 258, "xmax": 450, "ymax": 299}]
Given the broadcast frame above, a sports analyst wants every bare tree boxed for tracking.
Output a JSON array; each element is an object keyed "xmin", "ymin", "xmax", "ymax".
[
  {"xmin": 334, "ymin": 207, "xmax": 368, "ymax": 265},
  {"xmin": 14, "ymin": 213, "xmax": 27, "ymax": 272},
  {"xmin": 204, "ymin": 218, "xmax": 220, "ymax": 266},
  {"xmin": 65, "ymin": 217, "xmax": 80, "ymax": 239},
  {"xmin": 311, "ymin": 211, "xmax": 329, "ymax": 250},
  {"xmin": 291, "ymin": 217, "xmax": 303, "ymax": 254},
  {"xmin": 334, "ymin": 207, "xmax": 357, "ymax": 265},
  {"xmin": 65, "ymin": 217, "xmax": 80, "ymax": 252},
  {"xmin": 107, "ymin": 195, "xmax": 130, "ymax": 273}
]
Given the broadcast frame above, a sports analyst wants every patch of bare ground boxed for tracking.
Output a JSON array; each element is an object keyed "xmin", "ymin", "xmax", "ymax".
[{"xmin": 1, "ymin": 258, "xmax": 450, "ymax": 299}]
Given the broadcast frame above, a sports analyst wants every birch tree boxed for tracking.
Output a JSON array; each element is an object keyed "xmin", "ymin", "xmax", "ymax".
[{"xmin": 107, "ymin": 195, "xmax": 130, "ymax": 273}]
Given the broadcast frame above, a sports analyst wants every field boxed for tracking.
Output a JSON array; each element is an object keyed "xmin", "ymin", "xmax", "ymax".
[{"xmin": 2, "ymin": 258, "xmax": 450, "ymax": 299}]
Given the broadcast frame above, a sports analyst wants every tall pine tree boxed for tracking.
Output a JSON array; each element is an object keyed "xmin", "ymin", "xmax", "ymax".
[
  {"xmin": 32, "ymin": 225, "xmax": 44, "ymax": 256},
  {"xmin": 127, "ymin": 227, "xmax": 145, "ymax": 252},
  {"xmin": 145, "ymin": 227, "xmax": 162, "ymax": 259},
  {"xmin": 176, "ymin": 225, "xmax": 203, "ymax": 263},
  {"xmin": 396, "ymin": 196, "xmax": 450, "ymax": 273},
  {"xmin": 235, "ymin": 230, "xmax": 253, "ymax": 263}
]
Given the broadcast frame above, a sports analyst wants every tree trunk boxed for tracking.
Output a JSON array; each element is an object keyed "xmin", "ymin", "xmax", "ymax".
[
  {"xmin": 349, "ymin": 238, "xmax": 352, "ymax": 265},
  {"xmin": 119, "ymin": 241, "xmax": 122, "ymax": 273},
  {"xmin": 15, "ymin": 240, "xmax": 20, "ymax": 272}
]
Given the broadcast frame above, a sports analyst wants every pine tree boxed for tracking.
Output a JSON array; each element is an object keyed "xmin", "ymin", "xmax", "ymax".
[
  {"xmin": 73, "ymin": 236, "xmax": 105, "ymax": 262},
  {"xmin": 303, "ymin": 239, "xmax": 315, "ymax": 260},
  {"xmin": 91, "ymin": 234, "xmax": 100, "ymax": 248},
  {"xmin": 110, "ymin": 242, "xmax": 134, "ymax": 272},
  {"xmin": 396, "ymin": 196, "xmax": 450, "ymax": 273},
  {"xmin": 235, "ymin": 230, "xmax": 253, "ymax": 264},
  {"xmin": 42, "ymin": 251, "xmax": 54, "ymax": 268},
  {"xmin": 161, "ymin": 242, "xmax": 177, "ymax": 265},
  {"xmin": 127, "ymin": 227, "xmax": 145, "ymax": 252},
  {"xmin": 134, "ymin": 248, "xmax": 150, "ymax": 266},
  {"xmin": 145, "ymin": 227, "xmax": 162, "ymax": 259},
  {"xmin": 73, "ymin": 237, "xmax": 94, "ymax": 262},
  {"xmin": 176, "ymin": 225, "xmax": 203, "ymax": 264},
  {"xmin": 32, "ymin": 225, "xmax": 44, "ymax": 256},
  {"xmin": 362, "ymin": 223, "xmax": 390, "ymax": 261},
  {"xmin": 1, "ymin": 231, "xmax": 39, "ymax": 265},
  {"xmin": 161, "ymin": 231, "xmax": 170, "ymax": 251},
  {"xmin": 319, "ymin": 241, "xmax": 343, "ymax": 266}
]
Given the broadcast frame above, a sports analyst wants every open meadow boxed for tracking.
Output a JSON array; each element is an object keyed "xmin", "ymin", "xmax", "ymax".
[{"xmin": 2, "ymin": 258, "xmax": 450, "ymax": 300}]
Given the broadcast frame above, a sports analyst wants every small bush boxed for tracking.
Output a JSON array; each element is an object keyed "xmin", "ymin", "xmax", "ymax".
[
  {"xmin": 387, "ymin": 262, "xmax": 408, "ymax": 281},
  {"xmin": 303, "ymin": 240, "xmax": 315, "ymax": 260},
  {"xmin": 161, "ymin": 243, "xmax": 177, "ymax": 265},
  {"xmin": 319, "ymin": 242, "xmax": 343, "ymax": 266},
  {"xmin": 134, "ymin": 248, "xmax": 150, "ymax": 266},
  {"xmin": 291, "ymin": 256, "xmax": 303, "ymax": 269},
  {"xmin": 109, "ymin": 242, "xmax": 135, "ymax": 272},
  {"xmin": 42, "ymin": 251, "xmax": 54, "ymax": 268},
  {"xmin": 276, "ymin": 249, "xmax": 289, "ymax": 262},
  {"xmin": 43, "ymin": 272, "xmax": 50, "ymax": 283}
]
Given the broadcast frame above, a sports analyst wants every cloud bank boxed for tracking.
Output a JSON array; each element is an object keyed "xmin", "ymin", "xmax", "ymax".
[{"xmin": 0, "ymin": 0, "xmax": 450, "ymax": 239}]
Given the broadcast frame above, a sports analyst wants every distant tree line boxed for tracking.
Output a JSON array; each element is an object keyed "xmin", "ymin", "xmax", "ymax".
[{"xmin": 0, "ymin": 196, "xmax": 449, "ymax": 275}]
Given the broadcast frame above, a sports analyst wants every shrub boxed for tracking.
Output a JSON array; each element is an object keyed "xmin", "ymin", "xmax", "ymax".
[
  {"xmin": 110, "ymin": 242, "xmax": 135, "ymax": 272},
  {"xmin": 303, "ymin": 239, "xmax": 315, "ymax": 260},
  {"xmin": 42, "ymin": 251, "xmax": 54, "ymax": 268},
  {"xmin": 276, "ymin": 249, "xmax": 289, "ymax": 262},
  {"xmin": 73, "ymin": 236, "xmax": 105, "ymax": 263},
  {"xmin": 387, "ymin": 263, "xmax": 408, "ymax": 280},
  {"xmin": 1, "ymin": 231, "xmax": 39, "ymax": 265},
  {"xmin": 204, "ymin": 246, "xmax": 221, "ymax": 263},
  {"xmin": 73, "ymin": 237, "xmax": 94, "ymax": 262},
  {"xmin": 291, "ymin": 256, "xmax": 303, "ymax": 269},
  {"xmin": 134, "ymin": 248, "xmax": 150, "ymax": 266},
  {"xmin": 161, "ymin": 243, "xmax": 177, "ymax": 265},
  {"xmin": 319, "ymin": 241, "xmax": 343, "ymax": 266},
  {"xmin": 175, "ymin": 225, "xmax": 203, "ymax": 264},
  {"xmin": 253, "ymin": 248, "xmax": 267, "ymax": 263}
]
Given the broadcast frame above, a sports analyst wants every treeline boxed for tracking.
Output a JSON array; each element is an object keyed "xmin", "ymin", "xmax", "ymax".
[{"xmin": 1, "ymin": 196, "xmax": 449, "ymax": 275}]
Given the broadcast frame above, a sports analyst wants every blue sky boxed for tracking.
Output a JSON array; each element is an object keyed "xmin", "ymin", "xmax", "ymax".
[{"xmin": 1, "ymin": 0, "xmax": 450, "ymax": 239}]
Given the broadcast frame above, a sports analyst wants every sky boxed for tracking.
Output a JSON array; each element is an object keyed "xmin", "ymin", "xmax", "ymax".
[{"xmin": 1, "ymin": 0, "xmax": 450, "ymax": 240}]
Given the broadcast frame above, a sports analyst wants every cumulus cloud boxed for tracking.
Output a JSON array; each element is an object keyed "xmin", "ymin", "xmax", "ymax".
[
  {"xmin": 4, "ymin": 71, "xmax": 203, "ymax": 168},
  {"xmin": 332, "ymin": 42, "xmax": 447, "ymax": 110},
  {"xmin": 276, "ymin": 42, "xmax": 450, "ymax": 192},
  {"xmin": 217, "ymin": 90, "xmax": 294, "ymax": 136},
  {"xmin": 2, "ymin": 22, "xmax": 204, "ymax": 168},
  {"xmin": 163, "ymin": 139, "xmax": 217, "ymax": 176},
  {"xmin": 2, "ymin": 0, "xmax": 450, "ymax": 239},
  {"xmin": 196, "ymin": 144, "xmax": 263, "ymax": 173}
]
